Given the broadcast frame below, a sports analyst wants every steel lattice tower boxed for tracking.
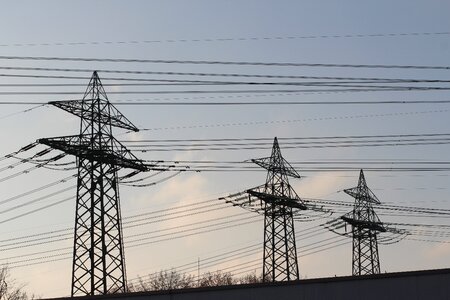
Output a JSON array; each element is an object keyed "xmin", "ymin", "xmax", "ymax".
[
  {"xmin": 38, "ymin": 71, "xmax": 147, "ymax": 296},
  {"xmin": 247, "ymin": 137, "xmax": 307, "ymax": 282},
  {"xmin": 342, "ymin": 169, "xmax": 386, "ymax": 276}
]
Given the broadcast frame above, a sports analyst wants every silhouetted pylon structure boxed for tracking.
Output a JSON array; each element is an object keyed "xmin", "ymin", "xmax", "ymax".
[
  {"xmin": 249, "ymin": 137, "xmax": 307, "ymax": 281},
  {"xmin": 220, "ymin": 137, "xmax": 308, "ymax": 282},
  {"xmin": 341, "ymin": 169, "xmax": 386, "ymax": 276},
  {"xmin": 38, "ymin": 71, "xmax": 147, "ymax": 296}
]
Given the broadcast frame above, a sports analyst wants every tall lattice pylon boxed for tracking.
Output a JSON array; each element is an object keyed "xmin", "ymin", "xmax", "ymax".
[
  {"xmin": 342, "ymin": 169, "xmax": 386, "ymax": 276},
  {"xmin": 38, "ymin": 71, "xmax": 147, "ymax": 296},
  {"xmin": 247, "ymin": 137, "xmax": 307, "ymax": 282}
]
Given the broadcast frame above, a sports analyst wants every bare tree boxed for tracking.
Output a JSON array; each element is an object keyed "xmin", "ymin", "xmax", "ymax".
[
  {"xmin": 198, "ymin": 271, "xmax": 234, "ymax": 287},
  {"xmin": 0, "ymin": 266, "xmax": 29, "ymax": 300},
  {"xmin": 128, "ymin": 269, "xmax": 268, "ymax": 292},
  {"xmin": 236, "ymin": 271, "xmax": 263, "ymax": 284},
  {"xmin": 128, "ymin": 269, "xmax": 195, "ymax": 292}
]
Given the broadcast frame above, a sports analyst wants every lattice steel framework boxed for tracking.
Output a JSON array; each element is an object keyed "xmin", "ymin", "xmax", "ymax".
[
  {"xmin": 248, "ymin": 137, "xmax": 307, "ymax": 282},
  {"xmin": 342, "ymin": 169, "xmax": 386, "ymax": 276},
  {"xmin": 38, "ymin": 71, "xmax": 146, "ymax": 296}
]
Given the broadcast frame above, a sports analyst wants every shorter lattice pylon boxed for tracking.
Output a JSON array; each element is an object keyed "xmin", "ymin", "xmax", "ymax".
[{"xmin": 341, "ymin": 169, "xmax": 386, "ymax": 276}]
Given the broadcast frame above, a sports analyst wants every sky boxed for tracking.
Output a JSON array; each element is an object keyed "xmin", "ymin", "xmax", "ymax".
[{"xmin": 0, "ymin": 0, "xmax": 449, "ymax": 298}]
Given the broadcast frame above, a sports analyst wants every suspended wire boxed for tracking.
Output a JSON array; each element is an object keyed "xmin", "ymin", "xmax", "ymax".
[
  {"xmin": 1, "ymin": 87, "xmax": 450, "ymax": 96},
  {"xmin": 126, "ymin": 136, "xmax": 450, "ymax": 147},
  {"xmin": 125, "ymin": 224, "xmax": 331, "ymax": 283},
  {"xmin": 124, "ymin": 133, "xmax": 450, "ymax": 143},
  {"xmin": 229, "ymin": 238, "xmax": 351, "ymax": 279},
  {"xmin": 6, "ymin": 198, "xmax": 450, "ymax": 270},
  {"xmin": 0, "ymin": 228, "xmax": 71, "ymax": 244},
  {"xmin": 0, "ymin": 163, "xmax": 52, "ymax": 184},
  {"xmin": 1, "ymin": 31, "xmax": 449, "ymax": 48},
  {"xmin": 119, "ymin": 170, "xmax": 164, "ymax": 184},
  {"xmin": 0, "ymin": 170, "xmax": 188, "ymax": 225},
  {"xmin": 1, "ymin": 66, "xmax": 449, "ymax": 87},
  {"xmin": 0, "ymin": 201, "xmax": 229, "ymax": 249},
  {"xmin": 5, "ymin": 183, "xmax": 450, "ymax": 270},
  {"xmin": 126, "ymin": 212, "xmax": 255, "ymax": 240},
  {"xmin": 6, "ymin": 190, "xmax": 438, "ymax": 258},
  {"xmin": 131, "ymin": 140, "xmax": 450, "ymax": 152},
  {"xmin": 124, "ymin": 205, "xmax": 231, "ymax": 231},
  {"xmin": 144, "ymin": 160, "xmax": 450, "ymax": 167},
  {"xmin": 1, "ymin": 70, "xmax": 450, "ymax": 86},
  {"xmin": 0, "ymin": 185, "xmax": 75, "ymax": 215},
  {"xmin": 0, "ymin": 55, "xmax": 449, "ymax": 69},
  {"xmin": 136, "ymin": 108, "xmax": 450, "ymax": 132},
  {"xmin": 120, "ymin": 171, "xmax": 184, "ymax": 187},
  {"xmin": 2, "ymin": 79, "xmax": 450, "ymax": 87},
  {"xmin": 0, "ymin": 104, "xmax": 46, "ymax": 121},
  {"xmin": 1, "ymin": 208, "xmax": 250, "ymax": 252},
  {"xmin": 132, "ymin": 233, "xmax": 348, "ymax": 284},
  {"xmin": 0, "ymin": 142, "xmax": 38, "ymax": 163},
  {"xmin": 3, "ymin": 99, "xmax": 450, "ymax": 106},
  {"xmin": 112, "ymin": 100, "xmax": 450, "ymax": 105},
  {"xmin": 0, "ymin": 150, "xmax": 69, "ymax": 184},
  {"xmin": 0, "ymin": 194, "xmax": 234, "ymax": 246},
  {"xmin": 0, "ymin": 196, "xmax": 72, "ymax": 225},
  {"xmin": 0, "ymin": 174, "xmax": 75, "ymax": 206},
  {"xmin": 6, "ymin": 223, "xmax": 338, "ymax": 270}
]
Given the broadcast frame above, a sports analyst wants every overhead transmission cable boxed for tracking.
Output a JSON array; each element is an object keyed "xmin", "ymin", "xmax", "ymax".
[
  {"xmin": 0, "ymin": 55, "xmax": 449, "ymax": 70},
  {"xmin": 135, "ymin": 108, "xmax": 450, "ymax": 132},
  {"xmin": 1, "ymin": 31, "xmax": 448, "ymax": 48}
]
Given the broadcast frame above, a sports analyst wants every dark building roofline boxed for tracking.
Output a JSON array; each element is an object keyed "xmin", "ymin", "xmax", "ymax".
[{"xmin": 45, "ymin": 268, "xmax": 450, "ymax": 300}]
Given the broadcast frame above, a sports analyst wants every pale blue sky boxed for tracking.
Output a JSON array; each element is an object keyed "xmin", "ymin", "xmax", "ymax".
[{"xmin": 0, "ymin": 1, "xmax": 449, "ymax": 297}]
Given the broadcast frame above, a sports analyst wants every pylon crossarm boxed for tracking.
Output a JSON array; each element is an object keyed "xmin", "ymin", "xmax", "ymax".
[
  {"xmin": 383, "ymin": 224, "xmax": 408, "ymax": 235},
  {"xmin": 343, "ymin": 186, "xmax": 380, "ymax": 204},
  {"xmin": 251, "ymin": 157, "xmax": 300, "ymax": 178},
  {"xmin": 49, "ymin": 99, "xmax": 139, "ymax": 132},
  {"xmin": 341, "ymin": 216, "xmax": 387, "ymax": 232},
  {"xmin": 247, "ymin": 189, "xmax": 307, "ymax": 210},
  {"xmin": 321, "ymin": 217, "xmax": 354, "ymax": 237},
  {"xmin": 38, "ymin": 135, "xmax": 147, "ymax": 171},
  {"xmin": 218, "ymin": 189, "xmax": 265, "ymax": 214}
]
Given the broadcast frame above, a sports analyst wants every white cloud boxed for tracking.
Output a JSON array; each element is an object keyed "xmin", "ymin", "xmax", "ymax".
[{"xmin": 295, "ymin": 172, "xmax": 347, "ymax": 199}]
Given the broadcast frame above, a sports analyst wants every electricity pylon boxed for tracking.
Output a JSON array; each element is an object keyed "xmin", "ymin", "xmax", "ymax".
[
  {"xmin": 38, "ymin": 71, "xmax": 147, "ymax": 296},
  {"xmin": 342, "ymin": 169, "xmax": 386, "ymax": 276},
  {"xmin": 220, "ymin": 137, "xmax": 311, "ymax": 282}
]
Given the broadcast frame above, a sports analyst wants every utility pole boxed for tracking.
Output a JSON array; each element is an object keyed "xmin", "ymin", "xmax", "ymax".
[
  {"xmin": 197, "ymin": 257, "xmax": 200, "ymax": 287},
  {"xmin": 221, "ymin": 137, "xmax": 310, "ymax": 282},
  {"xmin": 38, "ymin": 71, "xmax": 147, "ymax": 296},
  {"xmin": 341, "ymin": 169, "xmax": 386, "ymax": 275}
]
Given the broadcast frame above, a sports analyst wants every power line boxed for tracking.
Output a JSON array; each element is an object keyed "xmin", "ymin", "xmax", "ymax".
[
  {"xmin": 123, "ymin": 225, "xmax": 333, "ymax": 283},
  {"xmin": 123, "ymin": 133, "xmax": 450, "ymax": 143},
  {"xmin": 1, "ymin": 80, "xmax": 449, "ymax": 87},
  {"xmin": 1, "ymin": 68, "xmax": 450, "ymax": 84},
  {"xmin": 0, "ymin": 174, "xmax": 75, "ymax": 206},
  {"xmin": 4, "ymin": 195, "xmax": 450, "ymax": 270},
  {"xmin": 130, "ymin": 140, "xmax": 450, "ymax": 152},
  {"xmin": 0, "ymin": 70, "xmax": 443, "ymax": 82},
  {"xmin": 111, "ymin": 100, "xmax": 450, "ymax": 106},
  {"xmin": 126, "ymin": 136, "xmax": 450, "ymax": 147},
  {"xmin": 1, "ymin": 87, "xmax": 449, "ymax": 96},
  {"xmin": 0, "ymin": 195, "xmax": 235, "ymax": 246},
  {"xmin": 136, "ymin": 108, "xmax": 450, "ymax": 131},
  {"xmin": 0, "ymin": 55, "xmax": 449, "ymax": 69},
  {"xmin": 1, "ymin": 31, "xmax": 449, "ymax": 48},
  {"xmin": 2, "ymin": 99, "xmax": 450, "ymax": 106}
]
